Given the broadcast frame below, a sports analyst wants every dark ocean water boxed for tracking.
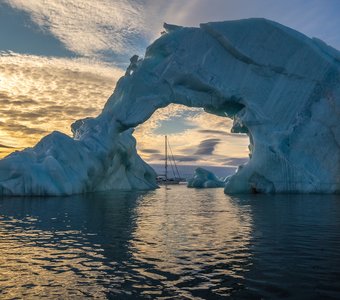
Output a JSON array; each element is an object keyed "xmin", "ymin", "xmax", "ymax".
[{"xmin": 0, "ymin": 186, "xmax": 340, "ymax": 299}]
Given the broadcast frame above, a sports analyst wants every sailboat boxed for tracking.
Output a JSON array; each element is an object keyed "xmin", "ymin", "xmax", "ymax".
[{"xmin": 156, "ymin": 135, "xmax": 186, "ymax": 185}]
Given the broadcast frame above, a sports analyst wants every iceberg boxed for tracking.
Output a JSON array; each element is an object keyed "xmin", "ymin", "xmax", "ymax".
[
  {"xmin": 0, "ymin": 18, "xmax": 339, "ymax": 195},
  {"xmin": 188, "ymin": 168, "xmax": 225, "ymax": 188}
]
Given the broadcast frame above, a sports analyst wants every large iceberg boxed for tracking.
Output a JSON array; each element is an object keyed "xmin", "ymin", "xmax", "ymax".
[{"xmin": 0, "ymin": 18, "xmax": 339, "ymax": 196}]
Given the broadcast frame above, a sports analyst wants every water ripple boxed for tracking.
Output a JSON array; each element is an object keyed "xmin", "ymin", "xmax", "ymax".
[{"xmin": 0, "ymin": 187, "xmax": 340, "ymax": 299}]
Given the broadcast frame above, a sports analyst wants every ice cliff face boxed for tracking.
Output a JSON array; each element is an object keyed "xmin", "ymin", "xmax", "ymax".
[{"xmin": 0, "ymin": 18, "xmax": 339, "ymax": 195}]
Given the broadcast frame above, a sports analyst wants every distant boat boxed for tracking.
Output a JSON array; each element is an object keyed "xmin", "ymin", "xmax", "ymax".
[{"xmin": 156, "ymin": 135, "xmax": 186, "ymax": 185}]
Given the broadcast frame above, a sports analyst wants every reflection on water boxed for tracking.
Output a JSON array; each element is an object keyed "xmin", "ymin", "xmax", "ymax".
[
  {"xmin": 0, "ymin": 192, "xmax": 141, "ymax": 299},
  {"xmin": 0, "ymin": 186, "xmax": 340, "ymax": 299},
  {"xmin": 130, "ymin": 187, "xmax": 252, "ymax": 299}
]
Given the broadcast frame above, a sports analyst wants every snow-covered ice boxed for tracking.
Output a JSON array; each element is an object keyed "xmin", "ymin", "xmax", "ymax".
[{"xmin": 0, "ymin": 18, "xmax": 339, "ymax": 195}]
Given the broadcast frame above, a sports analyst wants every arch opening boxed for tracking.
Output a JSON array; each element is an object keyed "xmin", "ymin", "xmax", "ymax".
[{"xmin": 133, "ymin": 103, "xmax": 250, "ymax": 182}]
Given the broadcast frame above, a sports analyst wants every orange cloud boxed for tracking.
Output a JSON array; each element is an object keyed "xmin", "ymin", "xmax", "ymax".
[{"xmin": 0, "ymin": 52, "xmax": 123, "ymax": 156}]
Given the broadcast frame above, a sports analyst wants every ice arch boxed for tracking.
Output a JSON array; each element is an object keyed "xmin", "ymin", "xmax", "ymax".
[{"xmin": 0, "ymin": 18, "xmax": 339, "ymax": 196}]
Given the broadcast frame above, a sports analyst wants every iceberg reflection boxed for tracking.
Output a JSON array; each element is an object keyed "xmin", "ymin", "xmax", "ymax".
[{"xmin": 129, "ymin": 186, "xmax": 253, "ymax": 297}]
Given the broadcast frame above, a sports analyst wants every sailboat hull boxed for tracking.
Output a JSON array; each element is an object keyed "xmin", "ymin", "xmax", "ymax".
[{"xmin": 156, "ymin": 177, "xmax": 186, "ymax": 185}]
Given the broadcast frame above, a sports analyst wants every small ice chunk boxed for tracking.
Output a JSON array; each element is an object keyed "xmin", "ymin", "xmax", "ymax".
[{"xmin": 188, "ymin": 168, "xmax": 225, "ymax": 188}]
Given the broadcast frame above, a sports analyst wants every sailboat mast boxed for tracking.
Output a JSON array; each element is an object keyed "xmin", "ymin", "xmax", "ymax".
[{"xmin": 165, "ymin": 135, "xmax": 168, "ymax": 181}]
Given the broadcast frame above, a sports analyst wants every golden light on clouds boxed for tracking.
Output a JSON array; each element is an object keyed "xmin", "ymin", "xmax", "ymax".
[{"xmin": 0, "ymin": 52, "xmax": 123, "ymax": 157}]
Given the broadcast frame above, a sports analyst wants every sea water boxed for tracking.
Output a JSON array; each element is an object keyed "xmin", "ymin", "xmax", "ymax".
[{"xmin": 0, "ymin": 186, "xmax": 340, "ymax": 299}]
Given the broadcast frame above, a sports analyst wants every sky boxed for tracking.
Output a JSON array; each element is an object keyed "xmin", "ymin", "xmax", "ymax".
[{"xmin": 0, "ymin": 0, "xmax": 339, "ymax": 168}]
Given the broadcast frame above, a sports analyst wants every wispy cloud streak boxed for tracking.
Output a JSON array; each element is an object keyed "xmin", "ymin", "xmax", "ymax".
[{"xmin": 3, "ymin": 0, "xmax": 149, "ymax": 60}]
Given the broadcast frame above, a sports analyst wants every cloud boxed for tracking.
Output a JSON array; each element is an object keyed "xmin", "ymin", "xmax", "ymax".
[
  {"xmin": 0, "ymin": 142, "xmax": 20, "ymax": 158},
  {"xmin": 219, "ymin": 157, "xmax": 249, "ymax": 167},
  {"xmin": 133, "ymin": 104, "xmax": 202, "ymax": 147},
  {"xmin": 3, "ymin": 0, "xmax": 150, "ymax": 59},
  {"xmin": 174, "ymin": 155, "xmax": 199, "ymax": 162},
  {"xmin": 138, "ymin": 148, "xmax": 160, "ymax": 154},
  {"xmin": 194, "ymin": 138, "xmax": 221, "ymax": 156},
  {"xmin": 153, "ymin": 117, "xmax": 197, "ymax": 135},
  {"xmin": 0, "ymin": 143, "xmax": 14, "ymax": 148},
  {"xmin": 0, "ymin": 120, "xmax": 47, "ymax": 135},
  {"xmin": 0, "ymin": 51, "xmax": 123, "ymax": 152},
  {"xmin": 197, "ymin": 129, "xmax": 227, "ymax": 135},
  {"xmin": 197, "ymin": 129, "xmax": 248, "ymax": 138}
]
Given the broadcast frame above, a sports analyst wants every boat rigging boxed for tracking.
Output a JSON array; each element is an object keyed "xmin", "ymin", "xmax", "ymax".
[{"xmin": 157, "ymin": 135, "xmax": 186, "ymax": 184}]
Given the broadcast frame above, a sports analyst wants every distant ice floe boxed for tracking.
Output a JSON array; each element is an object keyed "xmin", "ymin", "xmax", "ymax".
[
  {"xmin": 188, "ymin": 168, "xmax": 225, "ymax": 188},
  {"xmin": 0, "ymin": 18, "xmax": 339, "ymax": 195}
]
